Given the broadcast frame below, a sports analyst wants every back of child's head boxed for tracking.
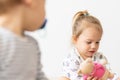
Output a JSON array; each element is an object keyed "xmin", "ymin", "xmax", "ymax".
[
  {"xmin": 72, "ymin": 10, "xmax": 103, "ymax": 38},
  {"xmin": 0, "ymin": 0, "xmax": 21, "ymax": 14}
]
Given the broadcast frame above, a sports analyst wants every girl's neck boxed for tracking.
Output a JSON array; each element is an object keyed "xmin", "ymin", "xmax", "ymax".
[{"xmin": 0, "ymin": 6, "xmax": 24, "ymax": 38}]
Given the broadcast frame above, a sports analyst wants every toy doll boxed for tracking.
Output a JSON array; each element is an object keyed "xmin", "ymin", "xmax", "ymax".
[{"xmin": 78, "ymin": 58, "xmax": 114, "ymax": 80}]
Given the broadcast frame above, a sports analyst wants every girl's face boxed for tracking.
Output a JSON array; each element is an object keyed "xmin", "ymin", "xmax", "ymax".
[{"xmin": 73, "ymin": 22, "xmax": 102, "ymax": 60}]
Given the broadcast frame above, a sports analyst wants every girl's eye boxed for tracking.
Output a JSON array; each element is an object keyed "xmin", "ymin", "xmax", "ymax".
[
  {"xmin": 96, "ymin": 42, "xmax": 100, "ymax": 44},
  {"xmin": 86, "ymin": 41, "xmax": 92, "ymax": 44}
]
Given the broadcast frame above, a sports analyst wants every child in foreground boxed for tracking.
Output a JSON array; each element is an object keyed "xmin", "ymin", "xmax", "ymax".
[{"xmin": 0, "ymin": 0, "xmax": 48, "ymax": 80}]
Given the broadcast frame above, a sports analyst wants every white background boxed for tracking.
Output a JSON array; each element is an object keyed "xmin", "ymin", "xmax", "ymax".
[{"xmin": 29, "ymin": 0, "xmax": 120, "ymax": 79}]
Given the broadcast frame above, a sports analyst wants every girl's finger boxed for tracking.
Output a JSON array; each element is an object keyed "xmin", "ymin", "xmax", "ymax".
[
  {"xmin": 92, "ymin": 77, "xmax": 98, "ymax": 80},
  {"xmin": 87, "ymin": 76, "xmax": 93, "ymax": 80}
]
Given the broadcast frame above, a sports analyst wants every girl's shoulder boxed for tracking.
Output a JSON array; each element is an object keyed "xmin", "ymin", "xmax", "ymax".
[
  {"xmin": 62, "ymin": 47, "xmax": 82, "ymax": 65},
  {"xmin": 66, "ymin": 47, "xmax": 81, "ymax": 61}
]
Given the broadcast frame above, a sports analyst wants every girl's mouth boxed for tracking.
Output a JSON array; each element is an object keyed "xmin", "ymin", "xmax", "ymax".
[{"xmin": 89, "ymin": 51, "xmax": 95, "ymax": 54}]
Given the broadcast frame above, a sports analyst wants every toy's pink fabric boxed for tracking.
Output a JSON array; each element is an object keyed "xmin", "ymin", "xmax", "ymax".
[{"xmin": 83, "ymin": 62, "xmax": 105, "ymax": 80}]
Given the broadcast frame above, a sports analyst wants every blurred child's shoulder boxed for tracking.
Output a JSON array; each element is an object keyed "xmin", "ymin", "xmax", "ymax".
[{"xmin": 25, "ymin": 34, "xmax": 38, "ymax": 44}]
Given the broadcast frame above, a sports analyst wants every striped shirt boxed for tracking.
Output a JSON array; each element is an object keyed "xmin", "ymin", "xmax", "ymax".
[{"xmin": 0, "ymin": 27, "xmax": 48, "ymax": 80}]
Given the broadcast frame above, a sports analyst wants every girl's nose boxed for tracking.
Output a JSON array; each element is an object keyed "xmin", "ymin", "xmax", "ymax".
[{"xmin": 91, "ymin": 43, "xmax": 97, "ymax": 49}]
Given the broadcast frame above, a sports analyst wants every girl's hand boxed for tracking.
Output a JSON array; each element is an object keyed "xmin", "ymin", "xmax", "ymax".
[{"xmin": 101, "ymin": 69, "xmax": 109, "ymax": 80}]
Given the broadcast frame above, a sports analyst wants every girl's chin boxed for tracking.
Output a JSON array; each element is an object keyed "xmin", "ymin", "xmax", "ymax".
[
  {"xmin": 86, "ymin": 56, "xmax": 92, "ymax": 58},
  {"xmin": 83, "ymin": 56, "xmax": 92, "ymax": 60},
  {"xmin": 86, "ymin": 54, "xmax": 94, "ymax": 58}
]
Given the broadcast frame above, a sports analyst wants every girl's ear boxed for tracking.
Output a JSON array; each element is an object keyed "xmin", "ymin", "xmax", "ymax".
[{"xmin": 72, "ymin": 35, "xmax": 77, "ymax": 44}]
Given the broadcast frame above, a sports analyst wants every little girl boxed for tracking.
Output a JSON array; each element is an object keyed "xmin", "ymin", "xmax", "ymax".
[{"xmin": 60, "ymin": 10, "xmax": 120, "ymax": 80}]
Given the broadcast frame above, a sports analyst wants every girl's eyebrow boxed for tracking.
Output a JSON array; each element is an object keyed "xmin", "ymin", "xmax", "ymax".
[
  {"xmin": 86, "ymin": 39, "xmax": 92, "ymax": 40},
  {"xmin": 86, "ymin": 39, "xmax": 101, "ymax": 41}
]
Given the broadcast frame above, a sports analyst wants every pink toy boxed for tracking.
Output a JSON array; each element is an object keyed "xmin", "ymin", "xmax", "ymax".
[
  {"xmin": 83, "ymin": 62, "xmax": 105, "ymax": 80},
  {"xmin": 78, "ymin": 58, "xmax": 114, "ymax": 80}
]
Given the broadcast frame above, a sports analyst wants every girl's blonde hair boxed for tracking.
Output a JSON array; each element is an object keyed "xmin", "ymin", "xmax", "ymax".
[
  {"xmin": 72, "ymin": 10, "xmax": 103, "ymax": 38},
  {"xmin": 0, "ymin": 0, "xmax": 21, "ymax": 14}
]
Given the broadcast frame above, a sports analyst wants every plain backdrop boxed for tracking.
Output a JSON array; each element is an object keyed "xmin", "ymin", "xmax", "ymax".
[{"xmin": 28, "ymin": 0, "xmax": 120, "ymax": 79}]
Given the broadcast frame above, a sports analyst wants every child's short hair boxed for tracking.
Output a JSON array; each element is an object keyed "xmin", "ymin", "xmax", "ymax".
[
  {"xmin": 0, "ymin": 0, "xmax": 21, "ymax": 14},
  {"xmin": 72, "ymin": 10, "xmax": 103, "ymax": 38}
]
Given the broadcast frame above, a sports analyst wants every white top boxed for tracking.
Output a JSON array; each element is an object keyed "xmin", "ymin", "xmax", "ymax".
[
  {"xmin": 0, "ymin": 27, "xmax": 48, "ymax": 80},
  {"xmin": 61, "ymin": 47, "xmax": 118, "ymax": 80}
]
